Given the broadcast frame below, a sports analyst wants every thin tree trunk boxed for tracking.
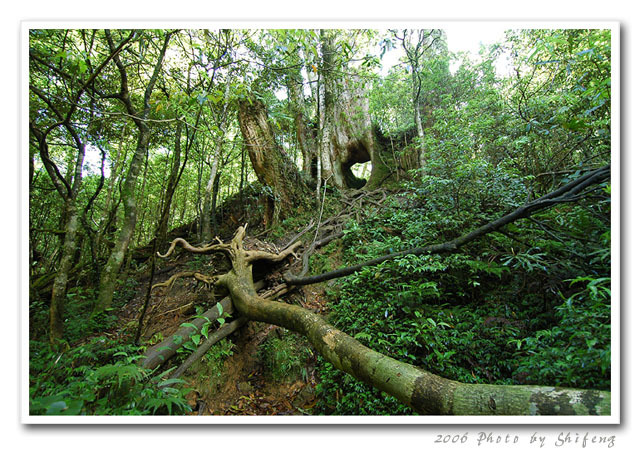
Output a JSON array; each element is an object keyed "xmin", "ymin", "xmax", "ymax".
[
  {"xmin": 201, "ymin": 130, "xmax": 224, "ymax": 243},
  {"xmin": 157, "ymin": 121, "xmax": 183, "ymax": 248},
  {"xmin": 134, "ymin": 150, "xmax": 150, "ymax": 246},
  {"xmin": 412, "ymin": 70, "xmax": 427, "ymax": 174},
  {"xmin": 95, "ymin": 126, "xmax": 151, "ymax": 313},
  {"xmin": 94, "ymin": 31, "xmax": 172, "ymax": 314},
  {"xmin": 287, "ymin": 67, "xmax": 312, "ymax": 176},
  {"xmin": 48, "ymin": 202, "xmax": 80, "ymax": 343}
]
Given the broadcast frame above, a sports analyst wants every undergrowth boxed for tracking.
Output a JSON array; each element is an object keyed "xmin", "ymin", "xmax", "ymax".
[
  {"xmin": 29, "ymin": 277, "xmax": 193, "ymax": 416},
  {"xmin": 313, "ymin": 164, "xmax": 611, "ymax": 415},
  {"xmin": 29, "ymin": 337, "xmax": 192, "ymax": 415},
  {"xmin": 260, "ymin": 330, "xmax": 313, "ymax": 383}
]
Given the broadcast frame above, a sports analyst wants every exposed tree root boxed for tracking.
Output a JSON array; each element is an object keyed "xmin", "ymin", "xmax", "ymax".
[{"xmin": 152, "ymin": 271, "xmax": 218, "ymax": 291}]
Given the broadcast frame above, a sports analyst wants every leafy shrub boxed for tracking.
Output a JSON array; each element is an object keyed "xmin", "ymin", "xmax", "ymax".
[
  {"xmin": 29, "ymin": 337, "xmax": 192, "ymax": 415},
  {"xmin": 510, "ymin": 276, "xmax": 611, "ymax": 390}
]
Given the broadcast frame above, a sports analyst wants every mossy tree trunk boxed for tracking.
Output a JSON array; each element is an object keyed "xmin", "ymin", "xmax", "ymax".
[{"xmin": 237, "ymin": 96, "xmax": 308, "ymax": 225}]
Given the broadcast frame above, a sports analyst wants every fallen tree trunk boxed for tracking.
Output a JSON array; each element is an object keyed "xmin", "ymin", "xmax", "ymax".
[
  {"xmin": 140, "ymin": 280, "xmax": 265, "ymax": 370},
  {"xmin": 159, "ymin": 225, "xmax": 611, "ymax": 416},
  {"xmin": 168, "ymin": 284, "xmax": 291, "ymax": 380}
]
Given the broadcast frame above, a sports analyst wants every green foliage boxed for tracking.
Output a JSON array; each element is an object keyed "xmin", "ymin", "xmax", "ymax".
[
  {"xmin": 510, "ymin": 276, "xmax": 611, "ymax": 389},
  {"xmin": 259, "ymin": 330, "xmax": 313, "ymax": 383},
  {"xmin": 190, "ymin": 338, "xmax": 235, "ymax": 394},
  {"xmin": 29, "ymin": 337, "xmax": 193, "ymax": 415},
  {"xmin": 57, "ymin": 287, "xmax": 119, "ymax": 343},
  {"xmin": 314, "ymin": 161, "xmax": 610, "ymax": 414},
  {"xmin": 200, "ymin": 338, "xmax": 235, "ymax": 379}
]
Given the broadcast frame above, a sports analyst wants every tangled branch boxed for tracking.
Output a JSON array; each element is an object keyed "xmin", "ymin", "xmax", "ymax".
[
  {"xmin": 152, "ymin": 271, "xmax": 218, "ymax": 291},
  {"xmin": 285, "ymin": 165, "xmax": 610, "ymax": 286}
]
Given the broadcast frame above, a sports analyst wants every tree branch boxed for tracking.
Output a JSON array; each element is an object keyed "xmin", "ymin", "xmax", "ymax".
[
  {"xmin": 158, "ymin": 237, "xmax": 231, "ymax": 258},
  {"xmin": 285, "ymin": 165, "xmax": 610, "ymax": 286}
]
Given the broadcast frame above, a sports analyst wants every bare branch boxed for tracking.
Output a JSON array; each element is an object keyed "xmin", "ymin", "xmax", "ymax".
[
  {"xmin": 285, "ymin": 165, "xmax": 610, "ymax": 286},
  {"xmin": 158, "ymin": 237, "xmax": 231, "ymax": 258}
]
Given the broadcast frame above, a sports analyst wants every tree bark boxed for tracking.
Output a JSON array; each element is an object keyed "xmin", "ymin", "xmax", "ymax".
[{"xmin": 237, "ymin": 96, "xmax": 307, "ymax": 225}]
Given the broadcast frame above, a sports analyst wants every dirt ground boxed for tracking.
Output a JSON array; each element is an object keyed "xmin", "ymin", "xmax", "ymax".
[{"xmin": 113, "ymin": 250, "xmax": 329, "ymax": 416}]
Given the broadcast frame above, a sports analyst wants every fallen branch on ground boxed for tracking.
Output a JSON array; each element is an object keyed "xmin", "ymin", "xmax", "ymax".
[
  {"xmin": 168, "ymin": 283, "xmax": 291, "ymax": 380},
  {"xmin": 284, "ymin": 165, "xmax": 610, "ymax": 287},
  {"xmin": 140, "ymin": 280, "xmax": 265, "ymax": 370}
]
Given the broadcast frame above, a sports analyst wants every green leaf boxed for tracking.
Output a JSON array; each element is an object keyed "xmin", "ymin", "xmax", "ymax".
[
  {"xmin": 64, "ymin": 399, "xmax": 84, "ymax": 415},
  {"xmin": 180, "ymin": 322, "xmax": 198, "ymax": 331},
  {"xmin": 45, "ymin": 400, "xmax": 67, "ymax": 415}
]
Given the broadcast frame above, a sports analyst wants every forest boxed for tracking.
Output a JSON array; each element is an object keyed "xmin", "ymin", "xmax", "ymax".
[{"xmin": 28, "ymin": 27, "xmax": 613, "ymax": 416}]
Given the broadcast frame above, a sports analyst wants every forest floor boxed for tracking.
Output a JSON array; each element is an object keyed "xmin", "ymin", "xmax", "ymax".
[{"xmin": 111, "ymin": 242, "xmax": 329, "ymax": 416}]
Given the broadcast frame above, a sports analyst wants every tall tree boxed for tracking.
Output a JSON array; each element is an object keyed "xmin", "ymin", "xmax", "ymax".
[
  {"xmin": 317, "ymin": 30, "xmax": 390, "ymax": 190},
  {"xmin": 393, "ymin": 29, "xmax": 444, "ymax": 174},
  {"xmin": 200, "ymin": 82, "xmax": 231, "ymax": 243},
  {"xmin": 94, "ymin": 30, "xmax": 173, "ymax": 314}
]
